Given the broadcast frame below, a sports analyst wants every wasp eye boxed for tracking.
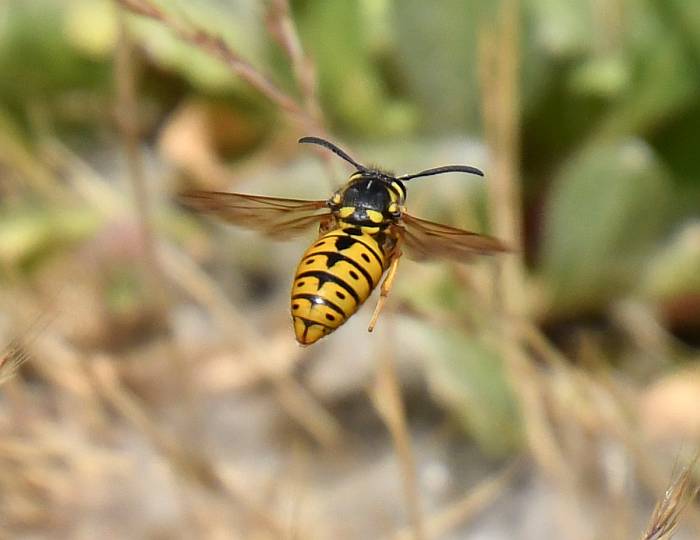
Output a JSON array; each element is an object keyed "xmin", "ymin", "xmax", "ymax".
[{"xmin": 329, "ymin": 193, "xmax": 342, "ymax": 208}]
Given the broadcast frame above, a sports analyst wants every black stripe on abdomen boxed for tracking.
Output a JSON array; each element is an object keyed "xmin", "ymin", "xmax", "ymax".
[
  {"xmin": 291, "ymin": 293, "xmax": 347, "ymax": 317},
  {"xmin": 303, "ymin": 251, "xmax": 375, "ymax": 289},
  {"xmin": 294, "ymin": 271, "xmax": 361, "ymax": 305},
  {"xmin": 326, "ymin": 232, "xmax": 385, "ymax": 269}
]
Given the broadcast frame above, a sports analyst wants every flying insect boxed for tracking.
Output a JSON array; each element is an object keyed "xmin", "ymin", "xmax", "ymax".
[{"xmin": 181, "ymin": 137, "xmax": 508, "ymax": 345}]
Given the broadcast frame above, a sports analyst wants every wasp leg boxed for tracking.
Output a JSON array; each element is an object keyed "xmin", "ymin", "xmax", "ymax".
[
  {"xmin": 368, "ymin": 249, "xmax": 402, "ymax": 332},
  {"xmin": 317, "ymin": 215, "xmax": 337, "ymax": 238}
]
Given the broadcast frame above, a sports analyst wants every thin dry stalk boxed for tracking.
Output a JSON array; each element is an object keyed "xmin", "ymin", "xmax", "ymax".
[
  {"xmin": 161, "ymin": 243, "xmax": 344, "ymax": 447},
  {"xmin": 588, "ymin": 367, "xmax": 700, "ymax": 537},
  {"xmin": 114, "ymin": 18, "xmax": 196, "ymax": 421},
  {"xmin": 0, "ymin": 316, "xmax": 46, "ymax": 386},
  {"xmin": 273, "ymin": 438, "xmax": 319, "ymax": 540},
  {"xmin": 43, "ymin": 140, "xmax": 128, "ymax": 215},
  {"xmin": 264, "ymin": 0, "xmax": 340, "ymax": 186},
  {"xmin": 478, "ymin": 0, "xmax": 572, "ymax": 487},
  {"xmin": 516, "ymin": 320, "xmax": 570, "ymax": 371},
  {"xmin": 266, "ymin": 0, "xmax": 322, "ymax": 126},
  {"xmin": 0, "ymin": 309, "xmax": 55, "ymax": 386},
  {"xmin": 114, "ymin": 16, "xmax": 165, "ymax": 311},
  {"xmin": 391, "ymin": 459, "xmax": 521, "ymax": 540},
  {"xmin": 111, "ymin": 5, "xmax": 343, "ymax": 443},
  {"xmin": 642, "ymin": 453, "xmax": 700, "ymax": 540},
  {"xmin": 0, "ymin": 116, "xmax": 63, "ymax": 200},
  {"xmin": 0, "ymin": 338, "xmax": 30, "ymax": 386},
  {"xmin": 524, "ymin": 325, "xmax": 700, "ymax": 539},
  {"xmin": 23, "ymin": 327, "xmax": 108, "ymax": 429},
  {"xmin": 44, "ymin": 136, "xmax": 342, "ymax": 447},
  {"xmin": 116, "ymin": 0, "xmax": 341, "ymax": 184},
  {"xmin": 370, "ymin": 334, "xmax": 425, "ymax": 540},
  {"xmin": 89, "ymin": 354, "xmax": 287, "ymax": 538},
  {"xmin": 478, "ymin": 6, "xmax": 592, "ymax": 537},
  {"xmin": 116, "ymin": 0, "xmax": 308, "ymax": 123},
  {"xmin": 479, "ymin": 0, "xmax": 525, "ymax": 291}
]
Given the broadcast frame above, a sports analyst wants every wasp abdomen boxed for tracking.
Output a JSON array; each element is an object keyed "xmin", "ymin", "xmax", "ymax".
[{"xmin": 291, "ymin": 230, "xmax": 387, "ymax": 345}]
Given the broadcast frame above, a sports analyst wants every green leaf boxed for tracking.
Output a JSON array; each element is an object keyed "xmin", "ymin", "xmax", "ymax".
[
  {"xmin": 391, "ymin": 0, "xmax": 480, "ymax": 132},
  {"xmin": 528, "ymin": 0, "xmax": 595, "ymax": 58},
  {"xmin": 127, "ymin": 0, "xmax": 270, "ymax": 93},
  {"xmin": 297, "ymin": 0, "xmax": 416, "ymax": 135},
  {"xmin": 641, "ymin": 224, "xmax": 700, "ymax": 300},
  {"xmin": 538, "ymin": 140, "xmax": 672, "ymax": 314},
  {"xmin": 0, "ymin": 205, "xmax": 102, "ymax": 275},
  {"xmin": 420, "ymin": 324, "xmax": 521, "ymax": 456}
]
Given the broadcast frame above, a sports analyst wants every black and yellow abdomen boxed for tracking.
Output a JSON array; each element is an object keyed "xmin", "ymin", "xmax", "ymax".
[{"xmin": 291, "ymin": 229, "xmax": 388, "ymax": 345}]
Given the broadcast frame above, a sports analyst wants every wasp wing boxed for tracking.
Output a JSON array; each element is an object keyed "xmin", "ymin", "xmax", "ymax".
[
  {"xmin": 398, "ymin": 212, "xmax": 509, "ymax": 262},
  {"xmin": 179, "ymin": 191, "xmax": 332, "ymax": 239}
]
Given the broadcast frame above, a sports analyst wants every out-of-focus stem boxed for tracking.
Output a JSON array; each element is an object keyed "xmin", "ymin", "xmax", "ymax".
[
  {"xmin": 114, "ymin": 17, "xmax": 195, "ymax": 412},
  {"xmin": 371, "ymin": 332, "xmax": 425, "ymax": 540},
  {"xmin": 479, "ymin": 0, "xmax": 572, "ymax": 489},
  {"xmin": 268, "ymin": 0, "xmax": 324, "ymax": 129},
  {"xmin": 117, "ymin": 0, "xmax": 308, "ymax": 123},
  {"xmin": 114, "ymin": 16, "xmax": 162, "ymax": 309}
]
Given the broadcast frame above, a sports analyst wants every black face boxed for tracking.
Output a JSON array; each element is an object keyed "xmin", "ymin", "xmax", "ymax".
[{"xmin": 341, "ymin": 177, "xmax": 392, "ymax": 212}]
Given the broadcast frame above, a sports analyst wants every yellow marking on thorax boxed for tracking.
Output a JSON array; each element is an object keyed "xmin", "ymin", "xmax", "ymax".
[
  {"xmin": 338, "ymin": 221, "xmax": 382, "ymax": 236},
  {"xmin": 366, "ymin": 210, "xmax": 383, "ymax": 223}
]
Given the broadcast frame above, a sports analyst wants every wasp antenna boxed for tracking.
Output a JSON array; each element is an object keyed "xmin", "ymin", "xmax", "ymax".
[
  {"xmin": 299, "ymin": 136, "xmax": 366, "ymax": 171},
  {"xmin": 399, "ymin": 164, "xmax": 484, "ymax": 181}
]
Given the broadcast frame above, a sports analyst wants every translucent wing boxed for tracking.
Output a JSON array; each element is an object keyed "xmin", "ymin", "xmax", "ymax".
[
  {"xmin": 180, "ymin": 190, "xmax": 332, "ymax": 239},
  {"xmin": 398, "ymin": 212, "xmax": 509, "ymax": 262}
]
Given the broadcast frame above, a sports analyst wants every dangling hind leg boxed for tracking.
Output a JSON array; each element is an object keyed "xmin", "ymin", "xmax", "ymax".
[{"xmin": 368, "ymin": 249, "xmax": 402, "ymax": 332}]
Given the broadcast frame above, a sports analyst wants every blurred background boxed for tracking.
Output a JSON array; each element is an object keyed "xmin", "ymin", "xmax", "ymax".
[{"xmin": 1, "ymin": 0, "xmax": 699, "ymax": 538}]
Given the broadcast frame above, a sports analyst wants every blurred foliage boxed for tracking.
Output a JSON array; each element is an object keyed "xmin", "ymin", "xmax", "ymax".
[
  {"xmin": 539, "ymin": 140, "xmax": 672, "ymax": 315},
  {"xmin": 642, "ymin": 224, "xmax": 700, "ymax": 299},
  {"xmin": 0, "ymin": 205, "xmax": 101, "ymax": 274},
  {"xmin": 423, "ymin": 324, "xmax": 521, "ymax": 456},
  {"xmin": 0, "ymin": 1, "xmax": 111, "ymax": 129},
  {"xmin": 0, "ymin": 0, "xmax": 699, "ymax": 460},
  {"xmin": 296, "ymin": 1, "xmax": 417, "ymax": 135}
]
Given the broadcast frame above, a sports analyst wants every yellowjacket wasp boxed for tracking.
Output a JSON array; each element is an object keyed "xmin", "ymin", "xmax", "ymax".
[{"xmin": 181, "ymin": 137, "xmax": 508, "ymax": 345}]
